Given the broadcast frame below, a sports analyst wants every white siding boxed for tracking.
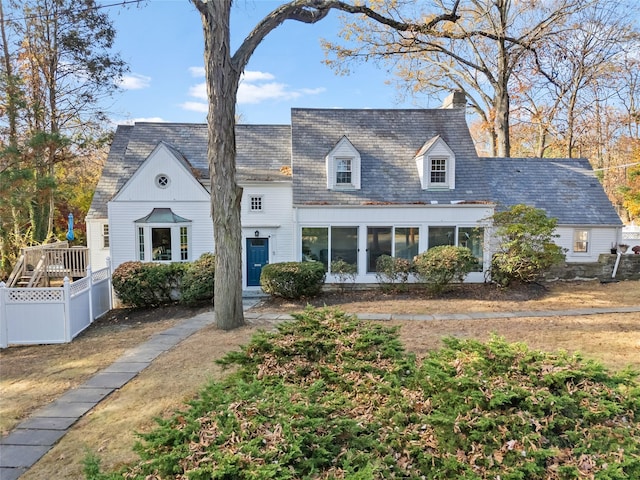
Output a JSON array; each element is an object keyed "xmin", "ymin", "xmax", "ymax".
[
  {"xmin": 556, "ymin": 226, "xmax": 621, "ymax": 262},
  {"xmin": 241, "ymin": 183, "xmax": 294, "ymax": 288},
  {"xmin": 113, "ymin": 145, "xmax": 209, "ymax": 203},
  {"xmin": 108, "ymin": 201, "xmax": 213, "ymax": 270}
]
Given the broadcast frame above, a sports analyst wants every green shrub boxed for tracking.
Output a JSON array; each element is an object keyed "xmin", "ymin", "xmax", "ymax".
[
  {"xmin": 88, "ymin": 309, "xmax": 640, "ymax": 479},
  {"xmin": 375, "ymin": 254, "xmax": 412, "ymax": 292},
  {"xmin": 111, "ymin": 261, "xmax": 186, "ymax": 308},
  {"xmin": 260, "ymin": 261, "xmax": 325, "ymax": 299},
  {"xmin": 413, "ymin": 245, "xmax": 476, "ymax": 293},
  {"xmin": 330, "ymin": 259, "xmax": 357, "ymax": 292},
  {"xmin": 490, "ymin": 204, "xmax": 566, "ymax": 286},
  {"xmin": 180, "ymin": 253, "xmax": 215, "ymax": 306}
]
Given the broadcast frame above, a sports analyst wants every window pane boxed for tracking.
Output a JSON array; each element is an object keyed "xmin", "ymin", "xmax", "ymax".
[
  {"xmin": 138, "ymin": 227, "xmax": 145, "ymax": 261},
  {"xmin": 302, "ymin": 227, "xmax": 329, "ymax": 269},
  {"xmin": 336, "ymin": 158, "xmax": 352, "ymax": 184},
  {"xmin": 152, "ymin": 228, "xmax": 172, "ymax": 261},
  {"xmin": 430, "ymin": 158, "xmax": 447, "ymax": 183},
  {"xmin": 250, "ymin": 196, "xmax": 262, "ymax": 211},
  {"xmin": 368, "ymin": 227, "xmax": 392, "ymax": 272},
  {"xmin": 180, "ymin": 227, "xmax": 189, "ymax": 260},
  {"xmin": 394, "ymin": 227, "xmax": 419, "ymax": 259},
  {"xmin": 459, "ymin": 227, "xmax": 484, "ymax": 272},
  {"xmin": 331, "ymin": 227, "xmax": 358, "ymax": 269},
  {"xmin": 428, "ymin": 226, "xmax": 455, "ymax": 248},
  {"xmin": 574, "ymin": 230, "xmax": 589, "ymax": 252},
  {"xmin": 103, "ymin": 224, "xmax": 110, "ymax": 248}
]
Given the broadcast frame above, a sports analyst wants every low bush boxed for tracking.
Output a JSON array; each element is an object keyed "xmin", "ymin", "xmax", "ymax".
[
  {"xmin": 413, "ymin": 245, "xmax": 476, "ymax": 293},
  {"xmin": 330, "ymin": 259, "xmax": 357, "ymax": 292},
  {"xmin": 87, "ymin": 308, "xmax": 640, "ymax": 479},
  {"xmin": 111, "ymin": 261, "xmax": 186, "ymax": 308},
  {"xmin": 260, "ymin": 261, "xmax": 325, "ymax": 299},
  {"xmin": 375, "ymin": 254, "xmax": 412, "ymax": 292},
  {"xmin": 180, "ymin": 253, "xmax": 215, "ymax": 306}
]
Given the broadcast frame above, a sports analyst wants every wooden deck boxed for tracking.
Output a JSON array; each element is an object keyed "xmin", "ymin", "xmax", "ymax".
[{"xmin": 6, "ymin": 242, "xmax": 89, "ymax": 287}]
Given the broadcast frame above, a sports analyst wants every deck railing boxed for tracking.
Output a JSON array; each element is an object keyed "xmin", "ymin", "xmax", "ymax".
[{"xmin": 7, "ymin": 242, "xmax": 89, "ymax": 287}]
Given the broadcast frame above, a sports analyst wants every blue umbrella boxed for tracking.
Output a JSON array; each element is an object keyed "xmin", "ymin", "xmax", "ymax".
[{"xmin": 66, "ymin": 213, "xmax": 75, "ymax": 241}]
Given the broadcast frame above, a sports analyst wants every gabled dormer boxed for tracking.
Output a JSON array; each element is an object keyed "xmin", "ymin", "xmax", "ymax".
[
  {"xmin": 414, "ymin": 135, "xmax": 456, "ymax": 190},
  {"xmin": 325, "ymin": 136, "xmax": 361, "ymax": 190}
]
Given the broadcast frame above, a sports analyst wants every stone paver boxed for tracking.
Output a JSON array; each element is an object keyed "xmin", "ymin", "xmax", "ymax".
[{"xmin": 2, "ymin": 301, "xmax": 639, "ymax": 479}]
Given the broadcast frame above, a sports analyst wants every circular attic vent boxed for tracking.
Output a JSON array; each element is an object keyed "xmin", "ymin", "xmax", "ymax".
[{"xmin": 155, "ymin": 174, "xmax": 170, "ymax": 189}]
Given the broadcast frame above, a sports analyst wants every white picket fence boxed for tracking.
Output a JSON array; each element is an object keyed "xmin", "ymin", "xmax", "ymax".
[{"xmin": 0, "ymin": 263, "xmax": 112, "ymax": 348}]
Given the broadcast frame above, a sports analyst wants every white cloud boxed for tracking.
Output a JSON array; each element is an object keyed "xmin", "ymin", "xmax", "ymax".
[
  {"xmin": 188, "ymin": 82, "xmax": 207, "ymax": 100},
  {"xmin": 115, "ymin": 116, "xmax": 166, "ymax": 125},
  {"xmin": 188, "ymin": 66, "xmax": 205, "ymax": 77},
  {"xmin": 180, "ymin": 101, "xmax": 208, "ymax": 113},
  {"xmin": 242, "ymin": 71, "xmax": 275, "ymax": 82},
  {"xmin": 118, "ymin": 73, "xmax": 151, "ymax": 90},
  {"xmin": 238, "ymin": 81, "xmax": 296, "ymax": 104},
  {"xmin": 180, "ymin": 69, "xmax": 325, "ymax": 111}
]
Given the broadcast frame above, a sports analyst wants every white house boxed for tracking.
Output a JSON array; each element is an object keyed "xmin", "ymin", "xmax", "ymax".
[{"xmin": 86, "ymin": 96, "xmax": 623, "ymax": 290}]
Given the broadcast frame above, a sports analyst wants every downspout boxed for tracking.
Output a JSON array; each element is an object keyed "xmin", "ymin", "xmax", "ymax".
[{"xmin": 612, "ymin": 252, "xmax": 622, "ymax": 279}]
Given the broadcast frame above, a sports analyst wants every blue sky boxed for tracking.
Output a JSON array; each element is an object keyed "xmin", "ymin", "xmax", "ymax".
[{"xmin": 107, "ymin": 0, "xmax": 430, "ymax": 125}]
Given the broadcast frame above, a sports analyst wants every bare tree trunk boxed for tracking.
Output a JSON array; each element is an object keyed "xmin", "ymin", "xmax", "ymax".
[{"xmin": 199, "ymin": 0, "xmax": 244, "ymax": 330}]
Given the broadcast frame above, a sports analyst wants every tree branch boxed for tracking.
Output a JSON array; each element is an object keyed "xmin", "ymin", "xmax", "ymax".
[{"xmin": 232, "ymin": 0, "xmax": 461, "ymax": 73}]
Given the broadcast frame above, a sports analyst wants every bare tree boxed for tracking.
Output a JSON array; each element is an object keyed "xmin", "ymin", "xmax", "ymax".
[
  {"xmin": 190, "ymin": 0, "xmax": 461, "ymax": 330},
  {"xmin": 323, "ymin": 0, "xmax": 589, "ymax": 157}
]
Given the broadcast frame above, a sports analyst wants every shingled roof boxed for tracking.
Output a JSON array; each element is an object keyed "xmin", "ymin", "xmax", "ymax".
[
  {"xmin": 290, "ymin": 108, "xmax": 493, "ymax": 206},
  {"xmin": 88, "ymin": 111, "xmax": 621, "ymax": 228},
  {"xmin": 87, "ymin": 123, "xmax": 291, "ymax": 219},
  {"xmin": 485, "ymin": 157, "xmax": 622, "ymax": 225}
]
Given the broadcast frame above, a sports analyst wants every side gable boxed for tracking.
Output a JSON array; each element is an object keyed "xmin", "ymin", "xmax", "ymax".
[{"xmin": 112, "ymin": 142, "xmax": 209, "ymax": 203}]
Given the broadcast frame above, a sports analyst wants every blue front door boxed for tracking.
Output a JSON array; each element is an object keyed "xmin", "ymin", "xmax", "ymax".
[{"xmin": 246, "ymin": 238, "xmax": 269, "ymax": 286}]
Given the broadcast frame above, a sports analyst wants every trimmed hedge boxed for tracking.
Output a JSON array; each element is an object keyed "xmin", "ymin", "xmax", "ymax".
[
  {"xmin": 180, "ymin": 253, "xmax": 215, "ymax": 306},
  {"xmin": 111, "ymin": 261, "xmax": 187, "ymax": 308},
  {"xmin": 413, "ymin": 245, "xmax": 476, "ymax": 293},
  {"xmin": 260, "ymin": 261, "xmax": 325, "ymax": 299}
]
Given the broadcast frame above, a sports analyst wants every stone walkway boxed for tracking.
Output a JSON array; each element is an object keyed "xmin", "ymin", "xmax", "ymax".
[{"xmin": 2, "ymin": 302, "xmax": 639, "ymax": 480}]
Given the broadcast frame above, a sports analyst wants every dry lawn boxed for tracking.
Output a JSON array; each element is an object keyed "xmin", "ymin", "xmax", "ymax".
[{"xmin": 2, "ymin": 279, "xmax": 639, "ymax": 479}]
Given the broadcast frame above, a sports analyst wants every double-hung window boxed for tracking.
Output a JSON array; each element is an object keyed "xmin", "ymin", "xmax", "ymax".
[
  {"xmin": 573, "ymin": 229, "xmax": 589, "ymax": 253},
  {"xmin": 336, "ymin": 158, "xmax": 352, "ymax": 185},
  {"xmin": 429, "ymin": 157, "xmax": 447, "ymax": 185}
]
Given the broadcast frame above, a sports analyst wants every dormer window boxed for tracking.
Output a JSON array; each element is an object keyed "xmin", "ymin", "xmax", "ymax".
[
  {"xmin": 415, "ymin": 136, "xmax": 456, "ymax": 190},
  {"xmin": 430, "ymin": 157, "xmax": 447, "ymax": 184},
  {"xmin": 336, "ymin": 158, "xmax": 352, "ymax": 185},
  {"xmin": 326, "ymin": 136, "xmax": 361, "ymax": 190}
]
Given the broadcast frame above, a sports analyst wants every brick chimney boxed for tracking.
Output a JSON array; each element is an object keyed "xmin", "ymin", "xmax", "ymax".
[{"xmin": 441, "ymin": 90, "xmax": 466, "ymax": 109}]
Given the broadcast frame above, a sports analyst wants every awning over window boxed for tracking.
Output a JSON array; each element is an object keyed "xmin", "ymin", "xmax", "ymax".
[{"xmin": 135, "ymin": 208, "xmax": 191, "ymax": 224}]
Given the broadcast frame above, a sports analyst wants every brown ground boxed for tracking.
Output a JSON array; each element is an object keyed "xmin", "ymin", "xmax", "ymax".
[{"xmin": 1, "ymin": 279, "xmax": 639, "ymax": 479}]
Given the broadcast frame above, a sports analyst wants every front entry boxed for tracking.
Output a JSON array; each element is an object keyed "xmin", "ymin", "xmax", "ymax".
[{"xmin": 246, "ymin": 238, "xmax": 269, "ymax": 287}]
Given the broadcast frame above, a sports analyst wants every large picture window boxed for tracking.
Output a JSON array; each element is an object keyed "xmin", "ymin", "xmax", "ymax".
[
  {"xmin": 394, "ymin": 227, "xmax": 419, "ymax": 260},
  {"xmin": 428, "ymin": 226, "xmax": 455, "ymax": 248},
  {"xmin": 458, "ymin": 227, "xmax": 484, "ymax": 272},
  {"xmin": 302, "ymin": 226, "xmax": 358, "ymax": 272},
  {"xmin": 135, "ymin": 208, "xmax": 191, "ymax": 263},
  {"xmin": 367, "ymin": 227, "xmax": 392, "ymax": 272}
]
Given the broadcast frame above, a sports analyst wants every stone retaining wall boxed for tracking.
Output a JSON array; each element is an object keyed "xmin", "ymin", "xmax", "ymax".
[{"xmin": 544, "ymin": 254, "xmax": 640, "ymax": 282}]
